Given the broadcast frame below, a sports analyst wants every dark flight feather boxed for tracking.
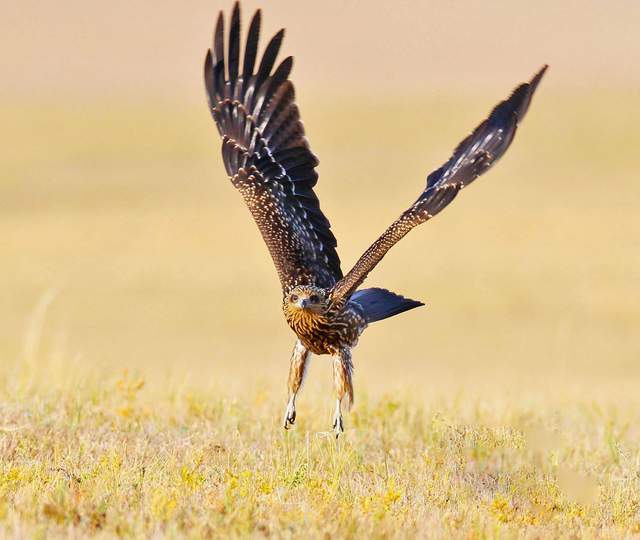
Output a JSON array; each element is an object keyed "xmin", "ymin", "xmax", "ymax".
[
  {"xmin": 426, "ymin": 65, "xmax": 548, "ymax": 193},
  {"xmin": 256, "ymin": 29, "xmax": 285, "ymax": 92},
  {"xmin": 228, "ymin": 3, "xmax": 241, "ymax": 84},
  {"xmin": 213, "ymin": 13, "xmax": 225, "ymax": 93},
  {"xmin": 204, "ymin": 5, "xmax": 341, "ymax": 291},
  {"xmin": 242, "ymin": 10, "xmax": 260, "ymax": 87}
]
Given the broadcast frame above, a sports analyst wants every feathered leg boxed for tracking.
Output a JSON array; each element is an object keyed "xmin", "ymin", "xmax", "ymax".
[
  {"xmin": 283, "ymin": 340, "xmax": 310, "ymax": 429},
  {"xmin": 332, "ymin": 348, "xmax": 354, "ymax": 438}
]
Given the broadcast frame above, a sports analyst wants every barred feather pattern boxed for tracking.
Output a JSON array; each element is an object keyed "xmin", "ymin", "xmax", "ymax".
[
  {"xmin": 330, "ymin": 65, "xmax": 547, "ymax": 303},
  {"xmin": 204, "ymin": 3, "xmax": 341, "ymax": 291}
]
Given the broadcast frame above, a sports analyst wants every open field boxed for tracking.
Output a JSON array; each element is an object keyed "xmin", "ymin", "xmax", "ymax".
[
  {"xmin": 1, "ymin": 86, "xmax": 639, "ymax": 537},
  {"xmin": 2, "ymin": 366, "xmax": 640, "ymax": 539},
  {"xmin": 1, "ymin": 6, "xmax": 640, "ymax": 538}
]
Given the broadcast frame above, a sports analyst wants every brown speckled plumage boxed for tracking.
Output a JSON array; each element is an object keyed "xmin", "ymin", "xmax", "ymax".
[
  {"xmin": 283, "ymin": 292, "xmax": 366, "ymax": 356},
  {"xmin": 204, "ymin": 3, "xmax": 546, "ymax": 436}
]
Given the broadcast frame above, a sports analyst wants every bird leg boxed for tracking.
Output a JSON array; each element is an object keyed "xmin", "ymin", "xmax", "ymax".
[
  {"xmin": 332, "ymin": 348, "xmax": 354, "ymax": 438},
  {"xmin": 283, "ymin": 340, "xmax": 310, "ymax": 430}
]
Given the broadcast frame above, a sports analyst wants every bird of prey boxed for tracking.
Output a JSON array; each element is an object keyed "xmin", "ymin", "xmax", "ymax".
[{"xmin": 204, "ymin": 3, "xmax": 546, "ymax": 437}]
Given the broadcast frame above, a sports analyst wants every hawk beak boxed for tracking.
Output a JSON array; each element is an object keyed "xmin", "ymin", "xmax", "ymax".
[{"xmin": 299, "ymin": 298, "xmax": 309, "ymax": 309}]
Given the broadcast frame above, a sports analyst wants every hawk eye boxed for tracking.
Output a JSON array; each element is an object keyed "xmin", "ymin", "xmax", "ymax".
[
  {"xmin": 310, "ymin": 294, "xmax": 319, "ymax": 303},
  {"xmin": 290, "ymin": 294, "xmax": 298, "ymax": 302}
]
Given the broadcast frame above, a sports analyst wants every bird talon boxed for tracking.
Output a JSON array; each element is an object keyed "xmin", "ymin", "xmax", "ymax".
[
  {"xmin": 283, "ymin": 399, "xmax": 296, "ymax": 430},
  {"xmin": 332, "ymin": 415, "xmax": 344, "ymax": 438}
]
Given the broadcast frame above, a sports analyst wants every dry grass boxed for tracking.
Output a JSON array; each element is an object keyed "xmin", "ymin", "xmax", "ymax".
[
  {"xmin": 2, "ymin": 364, "xmax": 640, "ymax": 538},
  {"xmin": 1, "ymin": 89, "xmax": 639, "ymax": 538}
]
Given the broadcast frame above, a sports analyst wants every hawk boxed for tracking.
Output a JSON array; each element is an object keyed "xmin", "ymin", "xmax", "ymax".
[{"xmin": 204, "ymin": 3, "xmax": 546, "ymax": 436}]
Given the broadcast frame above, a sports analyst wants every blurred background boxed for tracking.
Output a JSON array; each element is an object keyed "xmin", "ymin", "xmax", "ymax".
[{"xmin": 2, "ymin": 1, "xmax": 639, "ymax": 405}]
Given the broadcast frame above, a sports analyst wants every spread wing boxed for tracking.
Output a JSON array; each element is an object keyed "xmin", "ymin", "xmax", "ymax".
[
  {"xmin": 330, "ymin": 66, "xmax": 547, "ymax": 303},
  {"xmin": 204, "ymin": 3, "xmax": 341, "ymax": 292}
]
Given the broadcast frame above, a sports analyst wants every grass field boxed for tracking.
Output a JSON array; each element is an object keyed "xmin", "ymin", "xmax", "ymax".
[{"xmin": 1, "ymin": 87, "xmax": 639, "ymax": 538}]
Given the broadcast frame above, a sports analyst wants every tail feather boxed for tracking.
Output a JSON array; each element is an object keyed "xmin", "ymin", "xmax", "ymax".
[{"xmin": 350, "ymin": 287, "xmax": 424, "ymax": 324}]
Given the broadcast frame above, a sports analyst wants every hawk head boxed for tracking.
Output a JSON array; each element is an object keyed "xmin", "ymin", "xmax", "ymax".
[{"xmin": 285, "ymin": 285, "xmax": 328, "ymax": 315}]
